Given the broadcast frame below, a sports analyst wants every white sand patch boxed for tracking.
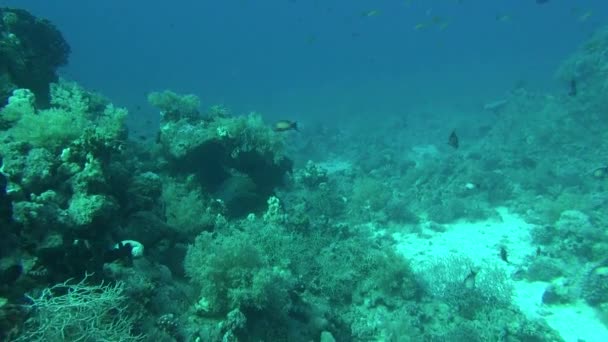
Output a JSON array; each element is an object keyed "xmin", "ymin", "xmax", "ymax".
[
  {"xmin": 514, "ymin": 282, "xmax": 608, "ymax": 342},
  {"xmin": 512, "ymin": 280, "xmax": 547, "ymax": 318},
  {"xmin": 543, "ymin": 302, "xmax": 608, "ymax": 342},
  {"xmin": 393, "ymin": 207, "xmax": 534, "ymax": 268},
  {"xmin": 391, "ymin": 207, "xmax": 608, "ymax": 341}
]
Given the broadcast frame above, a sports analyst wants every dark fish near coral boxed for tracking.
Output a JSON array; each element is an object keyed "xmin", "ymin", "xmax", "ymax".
[
  {"xmin": 0, "ymin": 263, "xmax": 23, "ymax": 285},
  {"xmin": 104, "ymin": 242, "xmax": 134, "ymax": 263},
  {"xmin": 499, "ymin": 246, "xmax": 509, "ymax": 263},
  {"xmin": 273, "ymin": 120, "xmax": 299, "ymax": 132},
  {"xmin": 464, "ymin": 269, "xmax": 478, "ymax": 289},
  {"xmin": 448, "ymin": 130, "xmax": 459, "ymax": 149},
  {"xmin": 568, "ymin": 79, "xmax": 577, "ymax": 97},
  {"xmin": 591, "ymin": 166, "xmax": 608, "ymax": 179}
]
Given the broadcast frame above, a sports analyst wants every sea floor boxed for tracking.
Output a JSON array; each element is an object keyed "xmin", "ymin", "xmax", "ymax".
[{"xmin": 391, "ymin": 207, "xmax": 608, "ymax": 342}]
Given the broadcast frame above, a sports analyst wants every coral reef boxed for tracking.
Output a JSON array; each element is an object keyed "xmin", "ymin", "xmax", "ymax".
[{"xmin": 5, "ymin": 7, "xmax": 608, "ymax": 342}]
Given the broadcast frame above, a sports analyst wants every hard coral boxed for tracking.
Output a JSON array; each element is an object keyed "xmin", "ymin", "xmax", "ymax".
[
  {"xmin": 0, "ymin": 8, "xmax": 70, "ymax": 107},
  {"xmin": 151, "ymin": 93, "xmax": 292, "ymax": 217},
  {"xmin": 0, "ymin": 88, "xmax": 35, "ymax": 127}
]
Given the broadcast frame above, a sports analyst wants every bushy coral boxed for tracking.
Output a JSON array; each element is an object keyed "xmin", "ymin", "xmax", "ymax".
[
  {"xmin": 9, "ymin": 107, "xmax": 87, "ymax": 148},
  {"xmin": 313, "ymin": 233, "xmax": 419, "ymax": 307},
  {"xmin": 350, "ymin": 176, "xmax": 392, "ymax": 213},
  {"xmin": 284, "ymin": 164, "xmax": 348, "ymax": 226},
  {"xmin": 183, "ymin": 209, "xmax": 423, "ymax": 341},
  {"xmin": 184, "ymin": 222, "xmax": 295, "ymax": 316},
  {"xmin": 49, "ymin": 81, "xmax": 92, "ymax": 114},
  {"xmin": 153, "ymin": 98, "xmax": 284, "ymax": 163},
  {"xmin": 161, "ymin": 178, "xmax": 223, "ymax": 235},
  {"xmin": 147, "ymin": 90, "xmax": 200, "ymax": 122},
  {"xmin": 223, "ymin": 112, "xmax": 284, "ymax": 159},
  {"xmin": 2, "ymin": 81, "xmax": 127, "ymax": 151}
]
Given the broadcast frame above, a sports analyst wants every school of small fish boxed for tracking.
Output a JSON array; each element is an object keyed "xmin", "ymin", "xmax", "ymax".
[{"xmin": 302, "ymin": 0, "xmax": 594, "ymax": 44}]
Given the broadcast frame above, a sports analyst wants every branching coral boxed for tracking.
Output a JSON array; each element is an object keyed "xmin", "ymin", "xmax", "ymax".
[
  {"xmin": 16, "ymin": 274, "xmax": 142, "ymax": 341},
  {"xmin": 184, "ymin": 223, "xmax": 295, "ymax": 316},
  {"xmin": 419, "ymin": 254, "xmax": 513, "ymax": 319},
  {"xmin": 2, "ymin": 81, "xmax": 127, "ymax": 151}
]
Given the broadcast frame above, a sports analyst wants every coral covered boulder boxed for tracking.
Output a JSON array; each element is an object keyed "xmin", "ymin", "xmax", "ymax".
[
  {"xmin": 149, "ymin": 91, "xmax": 293, "ymax": 216},
  {"xmin": 0, "ymin": 8, "xmax": 70, "ymax": 107}
]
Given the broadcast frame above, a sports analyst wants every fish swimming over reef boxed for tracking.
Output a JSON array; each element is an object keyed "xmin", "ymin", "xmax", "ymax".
[
  {"xmin": 568, "ymin": 79, "xmax": 577, "ymax": 96},
  {"xmin": 0, "ymin": 263, "xmax": 22, "ymax": 285},
  {"xmin": 592, "ymin": 166, "xmax": 608, "ymax": 179},
  {"xmin": 499, "ymin": 246, "xmax": 509, "ymax": 263},
  {"xmin": 448, "ymin": 130, "xmax": 459, "ymax": 149},
  {"xmin": 273, "ymin": 120, "xmax": 299, "ymax": 132},
  {"xmin": 464, "ymin": 269, "xmax": 478, "ymax": 289}
]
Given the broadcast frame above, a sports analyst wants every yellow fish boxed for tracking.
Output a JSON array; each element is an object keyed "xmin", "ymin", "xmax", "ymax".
[{"xmin": 273, "ymin": 120, "xmax": 299, "ymax": 132}]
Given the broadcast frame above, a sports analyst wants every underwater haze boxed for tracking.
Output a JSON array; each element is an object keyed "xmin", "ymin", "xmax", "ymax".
[{"xmin": 5, "ymin": 0, "xmax": 607, "ymax": 121}]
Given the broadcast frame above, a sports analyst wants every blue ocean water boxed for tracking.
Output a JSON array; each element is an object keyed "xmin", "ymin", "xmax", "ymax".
[{"xmin": 4, "ymin": 0, "xmax": 606, "ymax": 122}]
